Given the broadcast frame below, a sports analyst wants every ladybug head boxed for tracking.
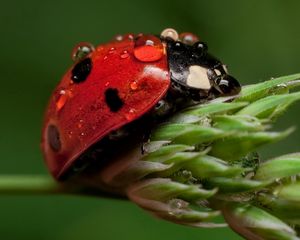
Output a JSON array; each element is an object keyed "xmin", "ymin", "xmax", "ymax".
[{"xmin": 160, "ymin": 28, "xmax": 241, "ymax": 101}]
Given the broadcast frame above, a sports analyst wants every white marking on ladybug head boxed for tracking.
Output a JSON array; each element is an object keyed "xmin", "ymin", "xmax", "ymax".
[
  {"xmin": 222, "ymin": 64, "xmax": 228, "ymax": 74},
  {"xmin": 186, "ymin": 65, "xmax": 211, "ymax": 90},
  {"xmin": 215, "ymin": 69, "xmax": 222, "ymax": 76},
  {"xmin": 160, "ymin": 28, "xmax": 179, "ymax": 41}
]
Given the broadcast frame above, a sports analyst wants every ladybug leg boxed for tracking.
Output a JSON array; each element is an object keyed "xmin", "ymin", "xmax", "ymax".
[
  {"xmin": 207, "ymin": 68, "xmax": 223, "ymax": 95},
  {"xmin": 152, "ymin": 96, "xmax": 174, "ymax": 118},
  {"xmin": 108, "ymin": 128, "xmax": 129, "ymax": 141}
]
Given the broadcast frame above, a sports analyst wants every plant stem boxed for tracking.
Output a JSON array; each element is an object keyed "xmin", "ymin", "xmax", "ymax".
[
  {"xmin": 0, "ymin": 175, "xmax": 127, "ymax": 200},
  {"xmin": 0, "ymin": 175, "xmax": 64, "ymax": 195}
]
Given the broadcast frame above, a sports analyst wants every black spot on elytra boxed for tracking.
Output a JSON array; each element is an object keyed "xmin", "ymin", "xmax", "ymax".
[
  {"xmin": 104, "ymin": 88, "xmax": 124, "ymax": 112},
  {"xmin": 47, "ymin": 124, "xmax": 61, "ymax": 152},
  {"xmin": 71, "ymin": 58, "xmax": 92, "ymax": 83}
]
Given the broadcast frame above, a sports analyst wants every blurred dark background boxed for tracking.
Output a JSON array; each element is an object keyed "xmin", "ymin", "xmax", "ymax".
[{"xmin": 1, "ymin": 0, "xmax": 300, "ymax": 239}]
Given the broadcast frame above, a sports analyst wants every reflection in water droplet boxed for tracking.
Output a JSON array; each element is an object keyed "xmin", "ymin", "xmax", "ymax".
[
  {"xmin": 130, "ymin": 81, "xmax": 138, "ymax": 90},
  {"xmin": 179, "ymin": 32, "xmax": 199, "ymax": 45},
  {"xmin": 71, "ymin": 42, "xmax": 95, "ymax": 62},
  {"xmin": 134, "ymin": 35, "xmax": 163, "ymax": 62},
  {"xmin": 105, "ymin": 82, "xmax": 110, "ymax": 87},
  {"xmin": 56, "ymin": 90, "xmax": 68, "ymax": 111},
  {"xmin": 109, "ymin": 47, "xmax": 116, "ymax": 54},
  {"xmin": 120, "ymin": 50, "xmax": 129, "ymax": 59},
  {"xmin": 124, "ymin": 34, "xmax": 134, "ymax": 40},
  {"xmin": 103, "ymin": 56, "xmax": 108, "ymax": 60}
]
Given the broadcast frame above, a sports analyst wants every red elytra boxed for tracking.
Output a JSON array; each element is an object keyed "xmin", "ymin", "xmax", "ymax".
[{"xmin": 41, "ymin": 35, "xmax": 170, "ymax": 179}]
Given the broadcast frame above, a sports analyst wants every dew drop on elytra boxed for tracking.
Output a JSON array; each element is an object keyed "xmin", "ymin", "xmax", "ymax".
[
  {"xmin": 125, "ymin": 108, "xmax": 137, "ymax": 121},
  {"xmin": 109, "ymin": 47, "xmax": 116, "ymax": 54},
  {"xmin": 179, "ymin": 32, "xmax": 199, "ymax": 45},
  {"xmin": 133, "ymin": 35, "xmax": 163, "ymax": 62},
  {"xmin": 114, "ymin": 34, "xmax": 123, "ymax": 41},
  {"xmin": 56, "ymin": 90, "xmax": 68, "ymax": 111},
  {"xmin": 71, "ymin": 42, "xmax": 95, "ymax": 62},
  {"xmin": 120, "ymin": 50, "xmax": 129, "ymax": 59},
  {"xmin": 130, "ymin": 81, "xmax": 138, "ymax": 90}
]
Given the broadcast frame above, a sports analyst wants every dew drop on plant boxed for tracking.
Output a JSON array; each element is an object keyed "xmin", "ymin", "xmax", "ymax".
[
  {"xmin": 133, "ymin": 35, "xmax": 163, "ymax": 62},
  {"xmin": 71, "ymin": 42, "xmax": 95, "ymax": 62},
  {"xmin": 168, "ymin": 199, "xmax": 189, "ymax": 210}
]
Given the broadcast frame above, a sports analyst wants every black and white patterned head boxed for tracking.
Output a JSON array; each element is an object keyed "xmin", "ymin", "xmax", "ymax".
[{"xmin": 160, "ymin": 28, "xmax": 241, "ymax": 101}]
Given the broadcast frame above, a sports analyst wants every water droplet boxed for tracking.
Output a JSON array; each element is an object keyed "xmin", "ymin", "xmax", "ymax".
[
  {"xmin": 105, "ymin": 81, "xmax": 110, "ymax": 86},
  {"xmin": 125, "ymin": 108, "xmax": 137, "ymax": 121},
  {"xmin": 179, "ymin": 32, "xmax": 199, "ymax": 45},
  {"xmin": 168, "ymin": 199, "xmax": 189, "ymax": 210},
  {"xmin": 124, "ymin": 33, "xmax": 134, "ymax": 40},
  {"xmin": 71, "ymin": 42, "xmax": 95, "ymax": 62},
  {"xmin": 68, "ymin": 131, "xmax": 73, "ymax": 139},
  {"xmin": 120, "ymin": 50, "xmax": 129, "ymax": 59},
  {"xmin": 115, "ymin": 34, "xmax": 123, "ymax": 41},
  {"xmin": 130, "ymin": 81, "xmax": 138, "ymax": 90},
  {"xmin": 80, "ymin": 132, "xmax": 85, "ymax": 137},
  {"xmin": 77, "ymin": 119, "xmax": 84, "ymax": 129},
  {"xmin": 109, "ymin": 47, "xmax": 116, "ymax": 54},
  {"xmin": 103, "ymin": 55, "xmax": 108, "ymax": 60},
  {"xmin": 133, "ymin": 35, "xmax": 163, "ymax": 62},
  {"xmin": 160, "ymin": 28, "xmax": 179, "ymax": 41},
  {"xmin": 56, "ymin": 90, "xmax": 68, "ymax": 111}
]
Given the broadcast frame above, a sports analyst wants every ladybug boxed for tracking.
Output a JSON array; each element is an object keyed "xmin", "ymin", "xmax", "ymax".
[{"xmin": 41, "ymin": 28, "xmax": 241, "ymax": 182}]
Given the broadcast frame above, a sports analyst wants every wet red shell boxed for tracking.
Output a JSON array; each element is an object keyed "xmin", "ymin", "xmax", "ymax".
[{"xmin": 41, "ymin": 35, "xmax": 170, "ymax": 179}]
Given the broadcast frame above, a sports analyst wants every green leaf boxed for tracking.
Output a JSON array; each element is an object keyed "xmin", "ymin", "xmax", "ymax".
[
  {"xmin": 237, "ymin": 73, "xmax": 300, "ymax": 102},
  {"xmin": 236, "ymin": 92, "xmax": 300, "ymax": 119},
  {"xmin": 256, "ymin": 193, "xmax": 300, "ymax": 224},
  {"xmin": 184, "ymin": 102, "xmax": 248, "ymax": 116},
  {"xmin": 210, "ymin": 128, "xmax": 293, "ymax": 161},
  {"xmin": 274, "ymin": 183, "xmax": 300, "ymax": 202},
  {"xmin": 222, "ymin": 203, "xmax": 299, "ymax": 240},
  {"xmin": 255, "ymin": 153, "xmax": 300, "ymax": 181},
  {"xmin": 207, "ymin": 177, "xmax": 270, "ymax": 193},
  {"xmin": 151, "ymin": 123, "xmax": 226, "ymax": 145},
  {"xmin": 128, "ymin": 178, "xmax": 217, "ymax": 202},
  {"xmin": 213, "ymin": 114, "xmax": 265, "ymax": 132},
  {"xmin": 184, "ymin": 155, "xmax": 245, "ymax": 178}
]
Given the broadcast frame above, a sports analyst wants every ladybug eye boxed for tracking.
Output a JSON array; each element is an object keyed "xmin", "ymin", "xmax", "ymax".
[
  {"xmin": 71, "ymin": 42, "xmax": 95, "ymax": 62},
  {"xmin": 193, "ymin": 41, "xmax": 208, "ymax": 55},
  {"xmin": 160, "ymin": 28, "xmax": 179, "ymax": 41},
  {"xmin": 154, "ymin": 99, "xmax": 172, "ymax": 117}
]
